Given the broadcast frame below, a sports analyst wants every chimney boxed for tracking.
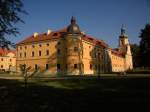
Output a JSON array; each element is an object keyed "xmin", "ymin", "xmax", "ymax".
[
  {"xmin": 34, "ymin": 32, "xmax": 38, "ymax": 37},
  {"xmin": 47, "ymin": 29, "xmax": 52, "ymax": 35},
  {"xmin": 81, "ymin": 31, "xmax": 85, "ymax": 35}
]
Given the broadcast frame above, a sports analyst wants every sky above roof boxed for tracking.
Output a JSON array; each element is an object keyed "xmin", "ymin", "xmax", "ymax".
[{"xmin": 11, "ymin": 0, "xmax": 150, "ymax": 48}]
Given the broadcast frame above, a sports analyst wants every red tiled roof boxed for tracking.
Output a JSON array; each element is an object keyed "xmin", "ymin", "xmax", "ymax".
[
  {"xmin": 0, "ymin": 48, "xmax": 16, "ymax": 56},
  {"xmin": 82, "ymin": 35, "xmax": 108, "ymax": 48},
  {"xmin": 111, "ymin": 49, "xmax": 125, "ymax": 57},
  {"xmin": 16, "ymin": 28, "xmax": 67, "ymax": 45},
  {"xmin": 17, "ymin": 28, "xmax": 109, "ymax": 48}
]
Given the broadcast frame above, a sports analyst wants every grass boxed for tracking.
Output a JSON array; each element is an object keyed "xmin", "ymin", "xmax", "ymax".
[{"xmin": 0, "ymin": 76, "xmax": 150, "ymax": 111}]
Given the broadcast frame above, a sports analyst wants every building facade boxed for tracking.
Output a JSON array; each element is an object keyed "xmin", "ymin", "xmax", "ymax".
[
  {"xmin": 0, "ymin": 49, "xmax": 16, "ymax": 72},
  {"xmin": 16, "ymin": 17, "xmax": 133, "ymax": 75}
]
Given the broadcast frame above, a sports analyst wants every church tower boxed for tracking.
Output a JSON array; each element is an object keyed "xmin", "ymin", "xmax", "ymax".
[{"xmin": 118, "ymin": 25, "xmax": 133, "ymax": 70}]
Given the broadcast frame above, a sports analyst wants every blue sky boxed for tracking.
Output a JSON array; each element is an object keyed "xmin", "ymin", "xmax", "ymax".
[{"xmin": 12, "ymin": 0, "xmax": 150, "ymax": 48}]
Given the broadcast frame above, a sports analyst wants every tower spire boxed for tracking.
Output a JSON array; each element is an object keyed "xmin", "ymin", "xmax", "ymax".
[
  {"xmin": 71, "ymin": 16, "xmax": 76, "ymax": 24},
  {"xmin": 121, "ymin": 24, "xmax": 126, "ymax": 36}
]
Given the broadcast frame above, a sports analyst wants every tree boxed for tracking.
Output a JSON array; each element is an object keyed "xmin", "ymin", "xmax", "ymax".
[
  {"xmin": 19, "ymin": 64, "xmax": 39, "ymax": 88},
  {"xmin": 130, "ymin": 44, "xmax": 141, "ymax": 67},
  {"xmin": 0, "ymin": 0, "xmax": 27, "ymax": 49},
  {"xmin": 139, "ymin": 24, "xmax": 150, "ymax": 67}
]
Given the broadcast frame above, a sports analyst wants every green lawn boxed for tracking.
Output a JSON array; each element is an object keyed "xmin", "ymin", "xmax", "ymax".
[{"xmin": 0, "ymin": 76, "xmax": 150, "ymax": 111}]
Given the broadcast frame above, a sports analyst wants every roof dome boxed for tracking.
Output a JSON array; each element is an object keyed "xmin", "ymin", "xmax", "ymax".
[{"xmin": 67, "ymin": 16, "xmax": 81, "ymax": 34}]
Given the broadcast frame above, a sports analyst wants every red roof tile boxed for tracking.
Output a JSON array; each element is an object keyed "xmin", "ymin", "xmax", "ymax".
[
  {"xmin": 111, "ymin": 49, "xmax": 125, "ymax": 57},
  {"xmin": 17, "ymin": 28, "xmax": 108, "ymax": 48},
  {"xmin": 0, "ymin": 48, "xmax": 16, "ymax": 56}
]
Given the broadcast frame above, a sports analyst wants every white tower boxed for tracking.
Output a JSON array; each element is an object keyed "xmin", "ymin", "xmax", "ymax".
[{"xmin": 119, "ymin": 25, "xmax": 133, "ymax": 70}]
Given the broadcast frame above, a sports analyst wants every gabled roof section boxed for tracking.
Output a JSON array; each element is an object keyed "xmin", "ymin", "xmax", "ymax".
[
  {"xmin": 111, "ymin": 48, "xmax": 125, "ymax": 57},
  {"xmin": 82, "ymin": 35, "xmax": 109, "ymax": 48},
  {"xmin": 0, "ymin": 48, "xmax": 16, "ymax": 56}
]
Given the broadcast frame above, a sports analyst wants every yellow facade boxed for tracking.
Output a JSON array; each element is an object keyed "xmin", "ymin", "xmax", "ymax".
[
  {"xmin": 16, "ymin": 17, "xmax": 133, "ymax": 75},
  {"xmin": 0, "ymin": 52, "xmax": 16, "ymax": 71}
]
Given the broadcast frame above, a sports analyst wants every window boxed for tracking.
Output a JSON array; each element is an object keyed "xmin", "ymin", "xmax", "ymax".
[
  {"xmin": 20, "ymin": 46, "xmax": 22, "ymax": 50},
  {"xmin": 39, "ymin": 44, "xmax": 42, "ymax": 47},
  {"xmin": 98, "ymin": 53, "xmax": 101, "ymax": 59},
  {"xmin": 35, "ymin": 64, "xmax": 38, "ymax": 70},
  {"xmin": 90, "ymin": 64, "xmax": 92, "ymax": 70},
  {"xmin": 1, "ymin": 58, "xmax": 3, "ymax": 61},
  {"xmin": 74, "ymin": 64, "xmax": 77, "ymax": 69},
  {"xmin": 10, "ymin": 59, "xmax": 12, "ymax": 62},
  {"xmin": 32, "ymin": 45, "xmax": 35, "ymax": 48},
  {"xmin": 94, "ymin": 52, "xmax": 96, "ymax": 58},
  {"xmin": 32, "ymin": 51, "xmax": 34, "ymax": 57},
  {"xmin": 74, "ymin": 47, "xmax": 78, "ymax": 52},
  {"xmin": 57, "ymin": 64, "xmax": 60, "ymax": 70},
  {"xmin": 53, "ymin": 33, "xmax": 58, "ymax": 36},
  {"xmin": 24, "ymin": 52, "xmax": 26, "ymax": 57},
  {"xmin": 57, "ymin": 42, "xmax": 60, "ymax": 45},
  {"xmin": 46, "ymin": 50, "xmax": 49, "ymax": 55},
  {"xmin": 9, "ymin": 65, "xmax": 12, "ymax": 69},
  {"xmin": 20, "ymin": 53, "xmax": 22, "ymax": 58},
  {"xmin": 46, "ymin": 43, "xmax": 49, "ymax": 46},
  {"xmin": 39, "ymin": 51, "xmax": 41, "ymax": 56},
  {"xmin": 25, "ymin": 46, "xmax": 27, "ymax": 49},
  {"xmin": 46, "ymin": 64, "xmax": 49, "ymax": 70},
  {"xmin": 1, "ymin": 65, "xmax": 3, "ymax": 68},
  {"xmin": 95, "ymin": 65, "xmax": 97, "ymax": 70},
  {"xmin": 57, "ymin": 49, "xmax": 60, "ymax": 55}
]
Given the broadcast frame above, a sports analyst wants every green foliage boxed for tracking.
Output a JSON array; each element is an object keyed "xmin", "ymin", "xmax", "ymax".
[
  {"xmin": 139, "ymin": 24, "xmax": 150, "ymax": 67},
  {"xmin": 19, "ymin": 64, "xmax": 41, "ymax": 88},
  {"xmin": 130, "ymin": 44, "xmax": 141, "ymax": 67},
  {"xmin": 0, "ymin": 0, "xmax": 27, "ymax": 49}
]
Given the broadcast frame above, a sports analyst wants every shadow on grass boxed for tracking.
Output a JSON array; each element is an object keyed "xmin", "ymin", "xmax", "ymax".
[{"xmin": 0, "ymin": 77, "xmax": 150, "ymax": 112}]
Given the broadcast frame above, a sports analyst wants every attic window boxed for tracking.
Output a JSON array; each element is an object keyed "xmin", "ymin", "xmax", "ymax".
[{"xmin": 53, "ymin": 33, "xmax": 58, "ymax": 36}]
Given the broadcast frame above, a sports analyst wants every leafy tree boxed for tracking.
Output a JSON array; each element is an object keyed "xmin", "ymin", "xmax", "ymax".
[
  {"xmin": 0, "ymin": 0, "xmax": 27, "ymax": 49},
  {"xmin": 139, "ymin": 24, "xmax": 150, "ymax": 67},
  {"xmin": 130, "ymin": 44, "xmax": 141, "ymax": 67},
  {"xmin": 19, "ymin": 64, "xmax": 39, "ymax": 88}
]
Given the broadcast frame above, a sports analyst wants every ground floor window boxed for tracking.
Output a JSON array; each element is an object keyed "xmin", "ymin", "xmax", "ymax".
[
  {"xmin": 57, "ymin": 64, "xmax": 60, "ymax": 70},
  {"xmin": 35, "ymin": 64, "xmax": 38, "ymax": 70},
  {"xmin": 9, "ymin": 65, "xmax": 12, "ymax": 69},
  {"xmin": 90, "ymin": 64, "xmax": 92, "ymax": 70},
  {"xmin": 46, "ymin": 64, "xmax": 49, "ymax": 70},
  {"xmin": 74, "ymin": 64, "xmax": 77, "ymax": 69}
]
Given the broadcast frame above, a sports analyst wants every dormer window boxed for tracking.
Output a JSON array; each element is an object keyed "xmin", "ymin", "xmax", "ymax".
[{"xmin": 53, "ymin": 33, "xmax": 58, "ymax": 36}]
